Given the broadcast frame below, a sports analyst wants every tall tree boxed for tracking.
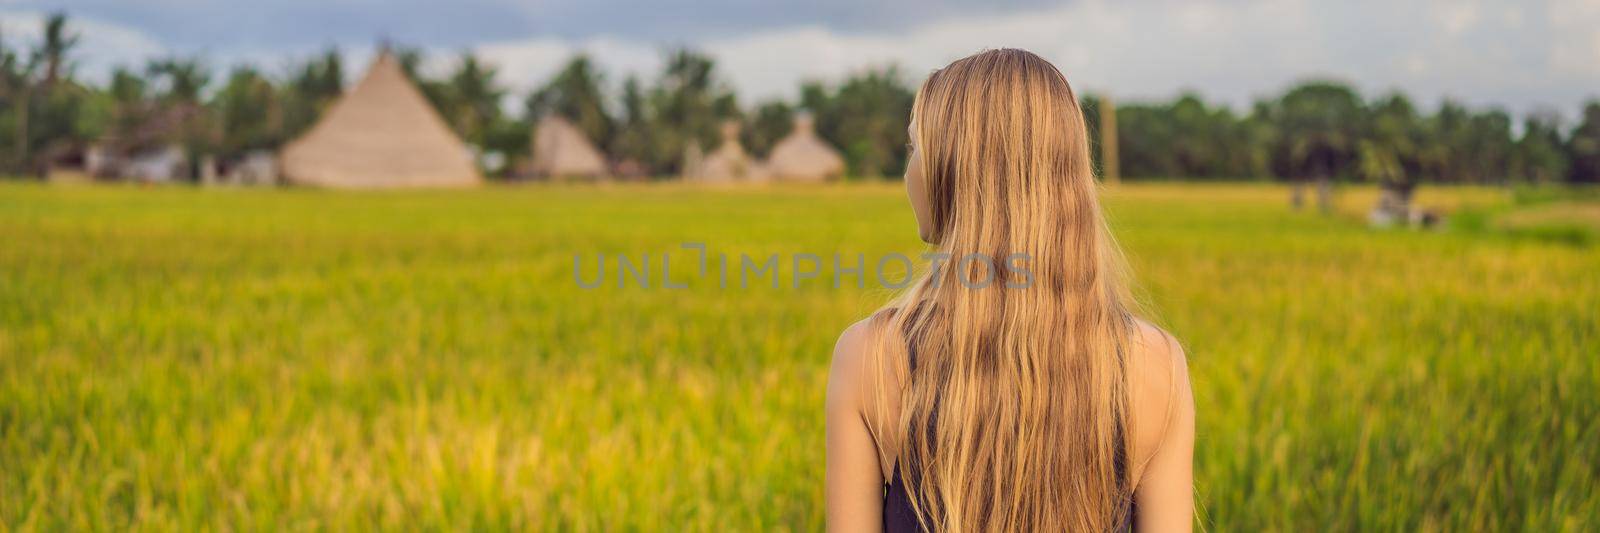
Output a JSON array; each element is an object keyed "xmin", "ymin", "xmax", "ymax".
[
  {"xmin": 0, "ymin": 26, "xmax": 20, "ymax": 91},
  {"xmin": 1512, "ymin": 112, "xmax": 1568, "ymax": 184},
  {"xmin": 2, "ymin": 13, "xmax": 94, "ymax": 176},
  {"xmin": 281, "ymin": 48, "xmax": 343, "ymax": 139},
  {"xmin": 442, "ymin": 53, "xmax": 521, "ymax": 174},
  {"xmin": 1358, "ymin": 94, "xmax": 1427, "ymax": 221},
  {"xmin": 1, "ymin": 23, "xmax": 40, "ymax": 173},
  {"xmin": 146, "ymin": 57, "xmax": 214, "ymax": 179},
  {"xmin": 212, "ymin": 66, "xmax": 281, "ymax": 159},
  {"xmin": 803, "ymin": 66, "xmax": 914, "ymax": 178},
  {"xmin": 526, "ymin": 55, "xmax": 613, "ymax": 148},
  {"xmin": 1465, "ymin": 108, "xmax": 1514, "ymax": 184},
  {"xmin": 38, "ymin": 12, "xmax": 79, "ymax": 87},
  {"xmin": 1372, "ymin": 95, "xmax": 1432, "ymax": 181},
  {"xmin": 98, "ymin": 67, "xmax": 151, "ymax": 147},
  {"xmin": 395, "ymin": 46, "xmax": 440, "ymax": 105},
  {"xmin": 1568, "ymin": 101, "xmax": 1600, "ymax": 184},
  {"xmin": 609, "ymin": 75, "xmax": 656, "ymax": 175},
  {"xmin": 442, "ymin": 53, "xmax": 505, "ymax": 147},
  {"xmin": 1117, "ymin": 103, "xmax": 1183, "ymax": 178},
  {"xmin": 1262, "ymin": 81, "xmax": 1365, "ymax": 211},
  {"xmin": 743, "ymin": 100, "xmax": 793, "ymax": 158},
  {"xmin": 147, "ymin": 58, "xmax": 209, "ymax": 104},
  {"xmin": 648, "ymin": 48, "xmax": 737, "ymax": 174}
]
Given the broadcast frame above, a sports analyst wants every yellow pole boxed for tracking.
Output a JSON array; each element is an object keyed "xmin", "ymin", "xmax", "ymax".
[{"xmin": 1100, "ymin": 94, "xmax": 1119, "ymax": 184}]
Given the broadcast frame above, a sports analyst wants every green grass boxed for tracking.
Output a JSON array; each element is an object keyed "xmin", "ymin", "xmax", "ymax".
[
  {"xmin": 1, "ymin": 182, "xmax": 1596, "ymax": 530},
  {"xmin": 1447, "ymin": 184, "xmax": 1600, "ymax": 246}
]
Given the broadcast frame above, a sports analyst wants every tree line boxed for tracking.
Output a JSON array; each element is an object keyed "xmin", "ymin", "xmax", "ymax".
[
  {"xmin": 3, "ymin": 13, "xmax": 1598, "ymax": 186},
  {"xmin": 1083, "ymin": 85, "xmax": 1600, "ymax": 189}
]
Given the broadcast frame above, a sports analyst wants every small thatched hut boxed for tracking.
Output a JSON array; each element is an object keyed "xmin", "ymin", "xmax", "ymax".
[
  {"xmin": 764, "ymin": 114, "xmax": 845, "ymax": 182},
  {"xmin": 687, "ymin": 121, "xmax": 765, "ymax": 181},
  {"xmin": 528, "ymin": 115, "xmax": 609, "ymax": 180},
  {"xmin": 279, "ymin": 50, "xmax": 479, "ymax": 188}
]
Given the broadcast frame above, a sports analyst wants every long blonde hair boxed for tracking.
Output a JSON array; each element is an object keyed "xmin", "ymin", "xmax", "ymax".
[{"xmin": 864, "ymin": 49, "xmax": 1138, "ymax": 532}]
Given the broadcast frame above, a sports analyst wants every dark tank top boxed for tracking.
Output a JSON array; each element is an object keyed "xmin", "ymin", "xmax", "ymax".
[{"xmin": 881, "ymin": 334, "xmax": 1135, "ymax": 532}]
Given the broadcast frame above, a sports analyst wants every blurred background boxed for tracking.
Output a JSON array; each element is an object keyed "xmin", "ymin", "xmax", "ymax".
[
  {"xmin": 0, "ymin": 1, "xmax": 1598, "ymax": 189},
  {"xmin": 1, "ymin": 1, "xmax": 1597, "ymax": 530}
]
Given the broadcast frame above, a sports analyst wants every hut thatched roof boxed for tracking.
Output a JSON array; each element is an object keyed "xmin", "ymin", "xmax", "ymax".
[
  {"xmin": 280, "ymin": 51, "xmax": 480, "ymax": 188},
  {"xmin": 765, "ymin": 114, "xmax": 844, "ymax": 182},
  {"xmin": 528, "ymin": 115, "xmax": 609, "ymax": 180},
  {"xmin": 688, "ymin": 121, "xmax": 765, "ymax": 182}
]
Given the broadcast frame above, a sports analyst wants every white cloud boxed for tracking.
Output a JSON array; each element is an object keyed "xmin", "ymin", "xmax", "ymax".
[
  {"xmin": 467, "ymin": 0, "xmax": 1600, "ymax": 118},
  {"xmin": 476, "ymin": 36, "xmax": 658, "ymax": 92},
  {"xmin": 8, "ymin": 0, "xmax": 1600, "ymax": 119}
]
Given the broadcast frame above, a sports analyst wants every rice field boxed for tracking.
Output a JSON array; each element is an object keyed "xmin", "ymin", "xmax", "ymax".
[{"xmin": 1, "ymin": 181, "xmax": 1596, "ymax": 530}]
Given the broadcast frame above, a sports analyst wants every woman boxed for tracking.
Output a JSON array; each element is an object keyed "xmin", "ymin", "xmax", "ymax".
[{"xmin": 826, "ymin": 49, "xmax": 1195, "ymax": 532}]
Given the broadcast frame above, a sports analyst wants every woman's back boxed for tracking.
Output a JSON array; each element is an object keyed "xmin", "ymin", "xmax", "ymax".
[
  {"xmin": 824, "ymin": 48, "xmax": 1194, "ymax": 532},
  {"xmin": 832, "ymin": 315, "xmax": 1191, "ymax": 531}
]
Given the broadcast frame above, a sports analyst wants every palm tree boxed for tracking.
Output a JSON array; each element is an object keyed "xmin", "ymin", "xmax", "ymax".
[
  {"xmin": 647, "ymin": 48, "xmax": 736, "ymax": 174},
  {"xmin": 803, "ymin": 66, "xmax": 914, "ymax": 178},
  {"xmin": 1513, "ymin": 112, "xmax": 1568, "ymax": 184},
  {"xmin": 609, "ymin": 75, "xmax": 657, "ymax": 175},
  {"xmin": 394, "ymin": 46, "xmax": 453, "ymax": 120},
  {"xmin": 1359, "ymin": 94, "xmax": 1424, "ymax": 224},
  {"xmin": 1, "ymin": 24, "xmax": 41, "ymax": 173},
  {"xmin": 1266, "ymin": 81, "xmax": 1365, "ymax": 212},
  {"xmin": 437, "ymin": 53, "xmax": 511, "ymax": 173},
  {"xmin": 39, "ymin": 12, "xmax": 79, "ymax": 87},
  {"xmin": 146, "ymin": 57, "xmax": 214, "ymax": 180},
  {"xmin": 212, "ymin": 66, "xmax": 281, "ymax": 159},
  {"xmin": 743, "ymin": 100, "xmax": 793, "ymax": 158},
  {"xmin": 445, "ymin": 53, "xmax": 505, "ymax": 148},
  {"xmin": 100, "ymin": 67, "xmax": 150, "ymax": 147},
  {"xmin": 1, "ymin": 18, "xmax": 52, "ymax": 172},
  {"xmin": 1569, "ymin": 102, "xmax": 1600, "ymax": 183},
  {"xmin": 526, "ymin": 55, "xmax": 613, "ymax": 149},
  {"xmin": 147, "ymin": 58, "xmax": 209, "ymax": 104},
  {"xmin": 281, "ymin": 48, "xmax": 343, "ymax": 139}
]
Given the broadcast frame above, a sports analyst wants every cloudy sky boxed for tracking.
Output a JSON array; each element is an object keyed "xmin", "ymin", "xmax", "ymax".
[{"xmin": 3, "ymin": 0, "xmax": 1598, "ymax": 118}]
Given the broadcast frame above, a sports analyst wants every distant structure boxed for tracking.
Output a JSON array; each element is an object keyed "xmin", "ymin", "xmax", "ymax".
[
  {"xmin": 1099, "ymin": 95, "xmax": 1119, "ymax": 184},
  {"xmin": 681, "ymin": 140, "xmax": 705, "ymax": 180},
  {"xmin": 764, "ymin": 114, "xmax": 845, "ymax": 182},
  {"xmin": 42, "ymin": 141, "xmax": 94, "ymax": 183},
  {"xmin": 1367, "ymin": 182, "xmax": 1441, "ymax": 228},
  {"xmin": 115, "ymin": 144, "xmax": 189, "ymax": 183},
  {"xmin": 218, "ymin": 151, "xmax": 280, "ymax": 186},
  {"xmin": 279, "ymin": 50, "xmax": 480, "ymax": 188},
  {"xmin": 611, "ymin": 158, "xmax": 649, "ymax": 180},
  {"xmin": 527, "ymin": 115, "xmax": 610, "ymax": 180},
  {"xmin": 686, "ymin": 121, "xmax": 765, "ymax": 182},
  {"xmin": 71, "ymin": 105, "xmax": 206, "ymax": 183}
]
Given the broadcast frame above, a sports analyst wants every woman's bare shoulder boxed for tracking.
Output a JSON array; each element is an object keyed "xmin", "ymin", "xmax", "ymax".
[
  {"xmin": 828, "ymin": 307, "xmax": 906, "ymax": 384},
  {"xmin": 826, "ymin": 315, "xmax": 882, "ymax": 414},
  {"xmin": 1127, "ymin": 319, "xmax": 1195, "ymax": 479}
]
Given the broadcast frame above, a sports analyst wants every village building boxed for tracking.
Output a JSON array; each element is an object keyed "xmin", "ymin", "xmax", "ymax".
[
  {"xmin": 763, "ymin": 114, "xmax": 845, "ymax": 182},
  {"xmin": 527, "ymin": 115, "xmax": 610, "ymax": 180},
  {"xmin": 279, "ymin": 50, "xmax": 480, "ymax": 188},
  {"xmin": 686, "ymin": 121, "xmax": 766, "ymax": 181}
]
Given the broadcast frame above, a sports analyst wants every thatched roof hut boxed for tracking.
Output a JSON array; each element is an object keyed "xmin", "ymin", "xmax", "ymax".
[
  {"xmin": 765, "ymin": 114, "xmax": 845, "ymax": 182},
  {"xmin": 687, "ymin": 121, "xmax": 765, "ymax": 181},
  {"xmin": 528, "ymin": 115, "xmax": 609, "ymax": 180},
  {"xmin": 280, "ymin": 51, "xmax": 480, "ymax": 188}
]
